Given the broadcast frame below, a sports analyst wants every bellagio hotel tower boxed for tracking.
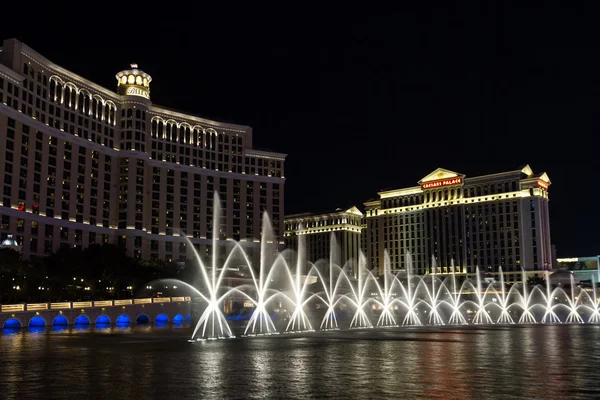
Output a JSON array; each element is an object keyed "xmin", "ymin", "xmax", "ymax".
[{"xmin": 0, "ymin": 39, "xmax": 286, "ymax": 265}]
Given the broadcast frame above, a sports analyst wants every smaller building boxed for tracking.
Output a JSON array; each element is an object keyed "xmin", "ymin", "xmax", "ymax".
[
  {"xmin": 284, "ymin": 207, "xmax": 364, "ymax": 275},
  {"xmin": 556, "ymin": 256, "xmax": 600, "ymax": 282}
]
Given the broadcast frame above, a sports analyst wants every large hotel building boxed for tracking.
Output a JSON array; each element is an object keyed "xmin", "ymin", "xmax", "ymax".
[
  {"xmin": 364, "ymin": 166, "xmax": 552, "ymax": 281},
  {"xmin": 0, "ymin": 39, "xmax": 285, "ymax": 264}
]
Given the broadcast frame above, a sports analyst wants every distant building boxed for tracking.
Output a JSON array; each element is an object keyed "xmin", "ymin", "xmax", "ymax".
[
  {"xmin": 363, "ymin": 165, "xmax": 552, "ymax": 282},
  {"xmin": 284, "ymin": 207, "xmax": 364, "ymax": 275},
  {"xmin": 556, "ymin": 256, "xmax": 600, "ymax": 282}
]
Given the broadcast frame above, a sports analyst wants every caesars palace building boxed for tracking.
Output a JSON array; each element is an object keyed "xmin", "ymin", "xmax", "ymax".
[
  {"xmin": 364, "ymin": 166, "xmax": 552, "ymax": 282},
  {"xmin": 0, "ymin": 39, "xmax": 286, "ymax": 264}
]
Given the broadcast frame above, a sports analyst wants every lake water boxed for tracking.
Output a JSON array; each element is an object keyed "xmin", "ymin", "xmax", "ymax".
[{"xmin": 1, "ymin": 324, "xmax": 599, "ymax": 399}]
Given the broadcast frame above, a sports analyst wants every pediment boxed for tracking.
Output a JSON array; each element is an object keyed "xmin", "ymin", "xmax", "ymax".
[
  {"xmin": 538, "ymin": 172, "xmax": 551, "ymax": 184},
  {"xmin": 521, "ymin": 164, "xmax": 534, "ymax": 177},
  {"xmin": 345, "ymin": 206, "xmax": 363, "ymax": 216},
  {"xmin": 419, "ymin": 168, "xmax": 464, "ymax": 184}
]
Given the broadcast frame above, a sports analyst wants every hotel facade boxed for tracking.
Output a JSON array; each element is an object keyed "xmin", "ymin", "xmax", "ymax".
[
  {"xmin": 284, "ymin": 207, "xmax": 363, "ymax": 275},
  {"xmin": 364, "ymin": 166, "xmax": 552, "ymax": 282},
  {"xmin": 0, "ymin": 39, "xmax": 286, "ymax": 264}
]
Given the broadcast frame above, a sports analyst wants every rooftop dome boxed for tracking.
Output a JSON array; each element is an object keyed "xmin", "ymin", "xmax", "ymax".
[
  {"xmin": 549, "ymin": 268, "xmax": 580, "ymax": 286},
  {"xmin": 0, "ymin": 234, "xmax": 21, "ymax": 252}
]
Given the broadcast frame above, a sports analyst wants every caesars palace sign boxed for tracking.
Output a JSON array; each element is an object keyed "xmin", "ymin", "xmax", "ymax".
[{"xmin": 421, "ymin": 177, "xmax": 463, "ymax": 189}]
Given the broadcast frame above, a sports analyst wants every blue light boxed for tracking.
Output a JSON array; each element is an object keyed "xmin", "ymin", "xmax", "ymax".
[
  {"xmin": 52, "ymin": 315, "xmax": 69, "ymax": 326},
  {"xmin": 96, "ymin": 315, "xmax": 111, "ymax": 325},
  {"xmin": 52, "ymin": 325, "xmax": 67, "ymax": 332},
  {"xmin": 155, "ymin": 321, "xmax": 168, "ymax": 328},
  {"xmin": 28, "ymin": 326, "xmax": 45, "ymax": 334},
  {"xmin": 29, "ymin": 316, "xmax": 46, "ymax": 327},
  {"xmin": 3, "ymin": 318, "xmax": 22, "ymax": 329},
  {"xmin": 155, "ymin": 314, "xmax": 169, "ymax": 323},
  {"xmin": 135, "ymin": 314, "xmax": 150, "ymax": 324},
  {"xmin": 3, "ymin": 328, "xmax": 20, "ymax": 335},
  {"xmin": 186, "ymin": 314, "xmax": 191, "ymax": 322},
  {"xmin": 116, "ymin": 314, "xmax": 130, "ymax": 325},
  {"xmin": 74, "ymin": 315, "xmax": 90, "ymax": 326},
  {"xmin": 173, "ymin": 314, "xmax": 184, "ymax": 323}
]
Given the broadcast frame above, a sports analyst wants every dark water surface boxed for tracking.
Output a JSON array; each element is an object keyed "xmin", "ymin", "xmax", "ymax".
[{"xmin": 1, "ymin": 324, "xmax": 599, "ymax": 399}]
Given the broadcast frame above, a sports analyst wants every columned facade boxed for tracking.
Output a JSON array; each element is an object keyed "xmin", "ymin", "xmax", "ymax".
[{"xmin": 364, "ymin": 166, "xmax": 552, "ymax": 282}]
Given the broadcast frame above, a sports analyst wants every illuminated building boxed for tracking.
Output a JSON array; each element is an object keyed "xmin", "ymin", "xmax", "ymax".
[
  {"xmin": 364, "ymin": 166, "xmax": 552, "ymax": 282},
  {"xmin": 0, "ymin": 38, "xmax": 286, "ymax": 264},
  {"xmin": 284, "ymin": 207, "xmax": 364, "ymax": 274},
  {"xmin": 556, "ymin": 256, "xmax": 600, "ymax": 282}
]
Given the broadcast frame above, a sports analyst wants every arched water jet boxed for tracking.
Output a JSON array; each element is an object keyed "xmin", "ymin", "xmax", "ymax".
[
  {"xmin": 446, "ymin": 260, "xmax": 468, "ymax": 325},
  {"xmin": 518, "ymin": 269, "xmax": 537, "ymax": 324},
  {"xmin": 426, "ymin": 256, "xmax": 445, "ymax": 326},
  {"xmin": 587, "ymin": 276, "xmax": 600, "ymax": 323},
  {"xmin": 187, "ymin": 192, "xmax": 235, "ymax": 341},
  {"xmin": 375, "ymin": 251, "xmax": 398, "ymax": 327},
  {"xmin": 349, "ymin": 254, "xmax": 375, "ymax": 329},
  {"xmin": 541, "ymin": 270, "xmax": 561, "ymax": 323},
  {"xmin": 244, "ymin": 213, "xmax": 282, "ymax": 336},
  {"xmin": 565, "ymin": 274, "xmax": 584, "ymax": 324},
  {"xmin": 399, "ymin": 251, "xmax": 421, "ymax": 326},
  {"xmin": 494, "ymin": 267, "xmax": 515, "ymax": 324}
]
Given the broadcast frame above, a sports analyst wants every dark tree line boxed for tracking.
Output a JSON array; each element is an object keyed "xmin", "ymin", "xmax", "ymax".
[{"xmin": 0, "ymin": 244, "xmax": 199, "ymax": 304}]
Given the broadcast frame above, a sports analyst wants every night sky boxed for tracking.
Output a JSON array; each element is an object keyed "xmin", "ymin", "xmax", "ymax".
[{"xmin": 1, "ymin": 3, "xmax": 599, "ymax": 256}]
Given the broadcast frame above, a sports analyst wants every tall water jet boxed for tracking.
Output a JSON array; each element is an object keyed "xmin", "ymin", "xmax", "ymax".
[
  {"xmin": 350, "ymin": 253, "xmax": 373, "ymax": 328},
  {"xmin": 495, "ymin": 267, "xmax": 514, "ymax": 324},
  {"xmin": 447, "ymin": 259, "xmax": 467, "ymax": 325},
  {"xmin": 376, "ymin": 251, "xmax": 398, "ymax": 327},
  {"xmin": 245, "ymin": 212, "xmax": 279, "ymax": 335},
  {"xmin": 401, "ymin": 251, "xmax": 421, "ymax": 326},
  {"xmin": 426, "ymin": 256, "xmax": 444, "ymax": 325},
  {"xmin": 321, "ymin": 233, "xmax": 341, "ymax": 330},
  {"xmin": 541, "ymin": 270, "xmax": 561, "ymax": 323},
  {"xmin": 190, "ymin": 192, "xmax": 235, "ymax": 341},
  {"xmin": 473, "ymin": 266, "xmax": 493, "ymax": 324},
  {"xmin": 588, "ymin": 276, "xmax": 600, "ymax": 324},
  {"xmin": 285, "ymin": 229, "xmax": 313, "ymax": 332},
  {"xmin": 565, "ymin": 273, "xmax": 584, "ymax": 324},
  {"xmin": 518, "ymin": 269, "xmax": 537, "ymax": 324}
]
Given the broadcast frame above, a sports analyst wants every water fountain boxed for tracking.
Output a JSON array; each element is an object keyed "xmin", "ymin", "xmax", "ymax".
[
  {"xmin": 151, "ymin": 193, "xmax": 599, "ymax": 341},
  {"xmin": 426, "ymin": 256, "xmax": 445, "ymax": 326}
]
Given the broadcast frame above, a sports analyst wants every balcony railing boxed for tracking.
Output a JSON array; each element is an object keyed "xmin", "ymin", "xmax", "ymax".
[{"xmin": 0, "ymin": 297, "xmax": 191, "ymax": 312}]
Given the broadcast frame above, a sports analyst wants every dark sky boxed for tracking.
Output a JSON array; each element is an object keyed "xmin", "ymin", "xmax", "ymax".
[{"xmin": 1, "ymin": 3, "xmax": 599, "ymax": 256}]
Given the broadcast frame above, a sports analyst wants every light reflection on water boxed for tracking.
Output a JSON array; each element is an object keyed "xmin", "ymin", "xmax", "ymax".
[{"xmin": 0, "ymin": 325, "xmax": 599, "ymax": 399}]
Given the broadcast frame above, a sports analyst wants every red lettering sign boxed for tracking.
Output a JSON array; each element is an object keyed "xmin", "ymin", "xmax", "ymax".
[
  {"xmin": 537, "ymin": 180, "xmax": 549, "ymax": 190},
  {"xmin": 421, "ymin": 177, "xmax": 462, "ymax": 189}
]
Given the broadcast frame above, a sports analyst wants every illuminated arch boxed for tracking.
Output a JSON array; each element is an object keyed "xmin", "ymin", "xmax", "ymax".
[
  {"xmin": 29, "ymin": 315, "xmax": 46, "ymax": 327},
  {"xmin": 3, "ymin": 318, "xmax": 22, "ymax": 329},
  {"xmin": 155, "ymin": 314, "xmax": 169, "ymax": 323},
  {"xmin": 74, "ymin": 315, "xmax": 90, "ymax": 325},
  {"xmin": 49, "ymin": 75, "xmax": 65, "ymax": 86},
  {"xmin": 52, "ymin": 315, "xmax": 69, "ymax": 326},
  {"xmin": 173, "ymin": 314, "xmax": 184, "ymax": 324},
  {"xmin": 65, "ymin": 82, "xmax": 79, "ymax": 92},
  {"xmin": 95, "ymin": 315, "xmax": 111, "ymax": 325},
  {"xmin": 135, "ymin": 314, "xmax": 150, "ymax": 324},
  {"xmin": 116, "ymin": 314, "xmax": 130, "ymax": 325}
]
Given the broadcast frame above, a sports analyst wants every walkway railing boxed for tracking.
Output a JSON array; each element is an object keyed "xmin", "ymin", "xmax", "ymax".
[{"xmin": 0, "ymin": 297, "xmax": 192, "ymax": 313}]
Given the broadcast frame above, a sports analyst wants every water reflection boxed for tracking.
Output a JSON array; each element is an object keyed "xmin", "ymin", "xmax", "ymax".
[{"xmin": 0, "ymin": 326, "xmax": 599, "ymax": 399}]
